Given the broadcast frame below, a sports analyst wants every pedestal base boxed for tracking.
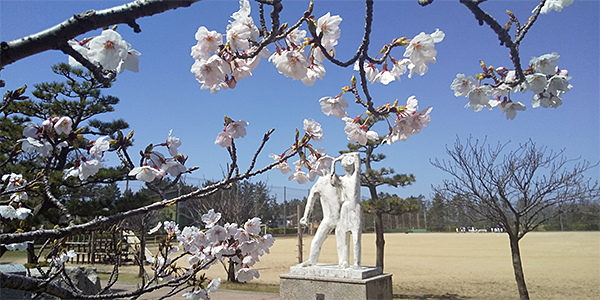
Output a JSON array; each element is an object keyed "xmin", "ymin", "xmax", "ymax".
[{"xmin": 280, "ymin": 265, "xmax": 392, "ymax": 300}]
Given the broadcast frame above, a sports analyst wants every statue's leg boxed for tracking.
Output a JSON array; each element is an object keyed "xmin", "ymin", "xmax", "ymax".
[
  {"xmin": 298, "ymin": 221, "xmax": 334, "ymax": 267},
  {"xmin": 352, "ymin": 228, "xmax": 361, "ymax": 268},
  {"xmin": 335, "ymin": 228, "xmax": 349, "ymax": 268}
]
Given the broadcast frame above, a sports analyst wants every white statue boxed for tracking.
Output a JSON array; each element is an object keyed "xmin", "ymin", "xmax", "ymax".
[{"xmin": 298, "ymin": 152, "xmax": 362, "ymax": 268}]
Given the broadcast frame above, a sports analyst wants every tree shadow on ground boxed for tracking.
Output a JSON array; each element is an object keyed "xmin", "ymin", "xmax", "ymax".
[{"xmin": 394, "ymin": 293, "xmax": 468, "ymax": 300}]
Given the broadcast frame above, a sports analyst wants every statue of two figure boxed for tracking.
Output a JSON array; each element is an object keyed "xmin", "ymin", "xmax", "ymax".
[{"xmin": 298, "ymin": 152, "xmax": 362, "ymax": 269}]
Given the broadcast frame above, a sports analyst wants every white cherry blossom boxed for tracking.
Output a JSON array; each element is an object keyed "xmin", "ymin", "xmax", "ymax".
[
  {"xmin": 226, "ymin": 22, "xmax": 253, "ymax": 52},
  {"xmin": 15, "ymin": 207, "xmax": 32, "ymax": 220},
  {"xmin": 530, "ymin": 53, "xmax": 560, "ymax": 76},
  {"xmin": 269, "ymin": 50, "xmax": 310, "ymax": 80},
  {"xmin": 316, "ymin": 13, "xmax": 342, "ymax": 47},
  {"xmin": 19, "ymin": 137, "xmax": 52, "ymax": 156},
  {"xmin": 1, "ymin": 241, "xmax": 32, "ymax": 251},
  {"xmin": 342, "ymin": 117, "xmax": 378, "ymax": 146},
  {"xmin": 536, "ymin": 0, "xmax": 573, "ymax": 14},
  {"xmin": 2, "ymin": 173, "xmax": 25, "ymax": 192},
  {"xmin": 246, "ymin": 47, "xmax": 271, "ymax": 69},
  {"xmin": 79, "ymin": 159, "xmax": 103, "ymax": 180},
  {"xmin": 374, "ymin": 69, "xmax": 396, "ymax": 85},
  {"xmin": 117, "ymin": 49, "xmax": 141, "ymax": 73},
  {"xmin": 532, "ymin": 92, "xmax": 563, "ymax": 108},
  {"xmin": 86, "ymin": 30, "xmax": 138, "ymax": 72},
  {"xmin": 244, "ymin": 217, "xmax": 262, "ymax": 235},
  {"xmin": 269, "ymin": 154, "xmax": 293, "ymax": 175},
  {"xmin": 500, "ymin": 101, "xmax": 526, "ymax": 120},
  {"xmin": 54, "ymin": 116, "xmax": 73, "ymax": 135},
  {"xmin": 148, "ymin": 222, "xmax": 162, "ymax": 235},
  {"xmin": 10, "ymin": 191, "xmax": 28, "ymax": 202},
  {"xmin": 467, "ymin": 85, "xmax": 493, "ymax": 112},
  {"xmin": 129, "ymin": 166, "xmax": 164, "ymax": 182},
  {"xmin": 404, "ymin": 95, "xmax": 419, "ymax": 115},
  {"xmin": 289, "ymin": 170, "xmax": 309, "ymax": 184},
  {"xmin": 202, "ymin": 209, "xmax": 222, "ymax": 228},
  {"xmin": 301, "ymin": 60, "xmax": 326, "ymax": 86},
  {"xmin": 404, "ymin": 29, "xmax": 445, "ymax": 78},
  {"xmin": 0, "ymin": 205, "xmax": 17, "ymax": 219},
  {"xmin": 207, "ymin": 278, "xmax": 221, "ymax": 293},
  {"xmin": 236, "ymin": 268, "xmax": 260, "ymax": 283},
  {"xmin": 160, "ymin": 159, "xmax": 186, "ymax": 177},
  {"xmin": 215, "ymin": 131, "xmax": 232, "ymax": 148},
  {"xmin": 287, "ymin": 29, "xmax": 306, "ymax": 47},
  {"xmin": 319, "ymin": 96, "xmax": 348, "ymax": 118},
  {"xmin": 182, "ymin": 289, "xmax": 208, "ymax": 300},
  {"xmin": 450, "ymin": 74, "xmax": 477, "ymax": 97},
  {"xmin": 391, "ymin": 59, "xmax": 411, "ymax": 80},
  {"xmin": 225, "ymin": 120, "xmax": 249, "ymax": 139},
  {"xmin": 67, "ymin": 40, "xmax": 89, "ymax": 68},
  {"xmin": 89, "ymin": 136, "xmax": 110, "ymax": 159},
  {"xmin": 191, "ymin": 55, "xmax": 231, "ymax": 93},
  {"xmin": 546, "ymin": 75, "xmax": 572, "ymax": 95},
  {"xmin": 230, "ymin": 59, "xmax": 253, "ymax": 81},
  {"xmin": 192, "ymin": 26, "xmax": 223, "ymax": 60},
  {"xmin": 525, "ymin": 73, "xmax": 549, "ymax": 94},
  {"xmin": 354, "ymin": 61, "xmax": 378, "ymax": 84},
  {"xmin": 303, "ymin": 118, "xmax": 324, "ymax": 142}
]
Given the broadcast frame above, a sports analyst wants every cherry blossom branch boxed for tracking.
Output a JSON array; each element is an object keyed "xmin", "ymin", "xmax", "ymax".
[
  {"xmin": 459, "ymin": 0, "xmax": 525, "ymax": 82},
  {"xmin": 42, "ymin": 170, "xmax": 74, "ymax": 226},
  {"xmin": 245, "ymin": 129, "xmax": 274, "ymax": 175},
  {"xmin": 515, "ymin": 0, "xmax": 546, "ymax": 44},
  {"xmin": 0, "ymin": 0, "xmax": 202, "ymax": 68},
  {"xmin": 58, "ymin": 43, "xmax": 115, "ymax": 87},
  {"xmin": 0, "ymin": 147, "xmax": 300, "ymax": 245},
  {"xmin": 357, "ymin": 0, "xmax": 375, "ymax": 109}
]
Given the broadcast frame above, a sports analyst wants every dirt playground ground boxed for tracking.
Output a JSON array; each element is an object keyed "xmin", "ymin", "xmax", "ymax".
[
  {"xmin": 2, "ymin": 231, "xmax": 598, "ymax": 299},
  {"xmin": 201, "ymin": 231, "xmax": 600, "ymax": 300}
]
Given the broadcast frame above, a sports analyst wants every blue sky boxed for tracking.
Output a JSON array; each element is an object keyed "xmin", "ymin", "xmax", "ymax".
[{"xmin": 1, "ymin": 0, "xmax": 598, "ymax": 202}]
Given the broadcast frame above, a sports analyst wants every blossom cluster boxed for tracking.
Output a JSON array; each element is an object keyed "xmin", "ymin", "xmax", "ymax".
[
  {"xmin": 47, "ymin": 249, "xmax": 77, "ymax": 267},
  {"xmin": 147, "ymin": 209, "xmax": 274, "ymax": 299},
  {"xmin": 269, "ymin": 118, "xmax": 333, "ymax": 184},
  {"xmin": 190, "ymin": 0, "xmax": 343, "ymax": 93},
  {"xmin": 0, "ymin": 174, "xmax": 33, "ymax": 251},
  {"xmin": 214, "ymin": 118, "xmax": 249, "ymax": 148},
  {"xmin": 129, "ymin": 130, "xmax": 189, "ymax": 182},
  {"xmin": 319, "ymin": 94, "xmax": 432, "ymax": 146},
  {"xmin": 450, "ymin": 52, "xmax": 572, "ymax": 120},
  {"xmin": 355, "ymin": 29, "xmax": 445, "ymax": 85},
  {"xmin": 15, "ymin": 116, "xmax": 110, "ymax": 181},
  {"xmin": 190, "ymin": 0, "xmax": 268, "ymax": 94},
  {"xmin": 68, "ymin": 29, "xmax": 140, "ymax": 73}
]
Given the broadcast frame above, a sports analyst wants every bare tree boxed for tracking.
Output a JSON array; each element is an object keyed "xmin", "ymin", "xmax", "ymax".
[{"xmin": 431, "ymin": 137, "xmax": 599, "ymax": 300}]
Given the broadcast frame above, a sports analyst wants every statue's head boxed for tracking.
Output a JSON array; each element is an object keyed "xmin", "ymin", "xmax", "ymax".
[{"xmin": 341, "ymin": 152, "xmax": 359, "ymax": 173}]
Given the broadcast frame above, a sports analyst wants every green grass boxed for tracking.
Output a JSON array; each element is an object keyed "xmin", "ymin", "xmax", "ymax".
[
  {"xmin": 96, "ymin": 271, "xmax": 279, "ymax": 293},
  {"xmin": 219, "ymin": 281, "xmax": 279, "ymax": 293},
  {"xmin": 97, "ymin": 271, "xmax": 144, "ymax": 284},
  {"xmin": 0, "ymin": 249, "xmax": 27, "ymax": 261}
]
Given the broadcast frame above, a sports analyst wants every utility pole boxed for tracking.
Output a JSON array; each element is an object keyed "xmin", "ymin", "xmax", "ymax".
[
  {"xmin": 297, "ymin": 204, "xmax": 303, "ymax": 263},
  {"xmin": 283, "ymin": 186, "xmax": 287, "ymax": 235}
]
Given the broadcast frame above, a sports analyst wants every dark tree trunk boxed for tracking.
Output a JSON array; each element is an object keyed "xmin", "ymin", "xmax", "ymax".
[
  {"xmin": 375, "ymin": 211, "xmax": 385, "ymax": 270},
  {"xmin": 227, "ymin": 258, "xmax": 238, "ymax": 282},
  {"xmin": 509, "ymin": 235, "xmax": 530, "ymax": 300},
  {"xmin": 27, "ymin": 242, "xmax": 35, "ymax": 264},
  {"xmin": 138, "ymin": 231, "xmax": 146, "ymax": 277}
]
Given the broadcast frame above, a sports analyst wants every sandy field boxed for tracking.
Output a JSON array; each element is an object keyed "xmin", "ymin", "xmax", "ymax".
[
  {"xmin": 2, "ymin": 232, "xmax": 598, "ymax": 299},
  {"xmin": 200, "ymin": 231, "xmax": 600, "ymax": 300}
]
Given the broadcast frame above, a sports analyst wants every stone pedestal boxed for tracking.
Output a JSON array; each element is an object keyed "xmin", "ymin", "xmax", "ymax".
[{"xmin": 280, "ymin": 264, "xmax": 393, "ymax": 300}]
